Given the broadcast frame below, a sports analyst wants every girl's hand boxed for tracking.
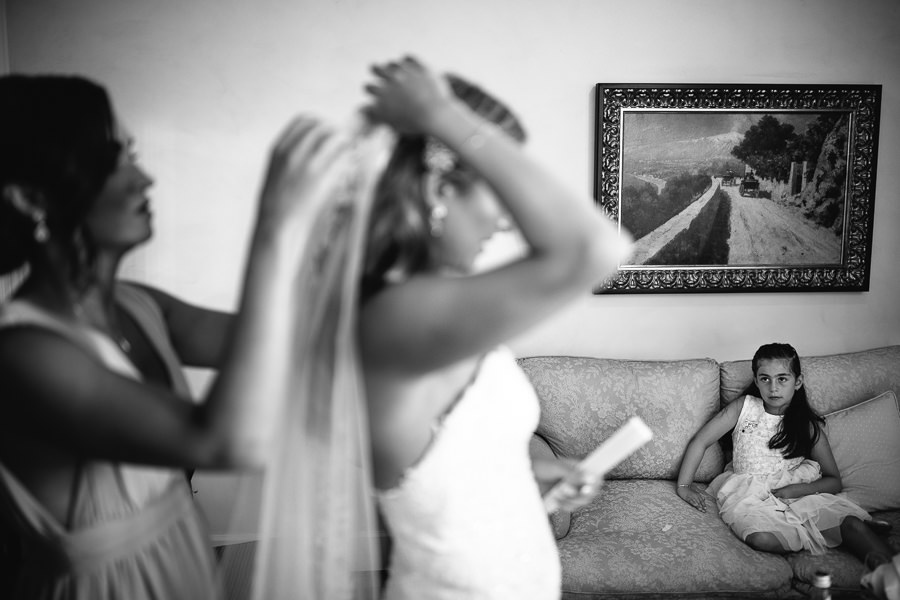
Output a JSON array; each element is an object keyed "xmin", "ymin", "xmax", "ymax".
[
  {"xmin": 771, "ymin": 484, "xmax": 803, "ymax": 500},
  {"xmin": 677, "ymin": 483, "xmax": 713, "ymax": 512},
  {"xmin": 363, "ymin": 55, "xmax": 455, "ymax": 136},
  {"xmin": 256, "ymin": 116, "xmax": 352, "ymax": 228},
  {"xmin": 534, "ymin": 457, "xmax": 603, "ymax": 512}
]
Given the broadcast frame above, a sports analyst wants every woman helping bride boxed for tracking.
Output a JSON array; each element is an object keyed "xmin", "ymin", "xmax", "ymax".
[{"xmin": 236, "ymin": 56, "xmax": 632, "ymax": 600}]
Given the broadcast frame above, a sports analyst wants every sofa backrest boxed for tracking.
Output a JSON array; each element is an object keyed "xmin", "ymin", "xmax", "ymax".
[
  {"xmin": 517, "ymin": 356, "xmax": 723, "ymax": 481},
  {"xmin": 719, "ymin": 345, "xmax": 900, "ymax": 414}
]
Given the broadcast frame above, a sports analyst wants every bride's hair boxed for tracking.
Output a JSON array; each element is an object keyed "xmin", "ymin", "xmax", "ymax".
[{"xmin": 360, "ymin": 74, "xmax": 526, "ymax": 301}]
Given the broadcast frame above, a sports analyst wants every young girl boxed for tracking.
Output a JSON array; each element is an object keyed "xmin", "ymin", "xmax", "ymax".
[{"xmin": 676, "ymin": 343, "xmax": 893, "ymax": 568}]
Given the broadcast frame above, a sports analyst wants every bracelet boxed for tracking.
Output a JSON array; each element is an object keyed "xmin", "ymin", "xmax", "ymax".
[
  {"xmin": 423, "ymin": 121, "xmax": 495, "ymax": 176},
  {"xmin": 464, "ymin": 123, "xmax": 492, "ymax": 151},
  {"xmin": 678, "ymin": 484, "xmax": 692, "ymax": 488}
]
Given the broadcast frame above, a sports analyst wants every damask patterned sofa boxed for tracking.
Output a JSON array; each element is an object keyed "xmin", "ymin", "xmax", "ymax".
[{"xmin": 519, "ymin": 345, "xmax": 900, "ymax": 599}]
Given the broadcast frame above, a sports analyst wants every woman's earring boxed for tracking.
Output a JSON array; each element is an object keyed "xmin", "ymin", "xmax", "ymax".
[
  {"xmin": 428, "ymin": 203, "xmax": 448, "ymax": 238},
  {"xmin": 4, "ymin": 186, "xmax": 50, "ymax": 243},
  {"xmin": 33, "ymin": 215, "xmax": 50, "ymax": 243}
]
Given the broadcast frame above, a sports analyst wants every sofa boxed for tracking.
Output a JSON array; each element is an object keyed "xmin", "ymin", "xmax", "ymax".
[{"xmin": 520, "ymin": 344, "xmax": 900, "ymax": 599}]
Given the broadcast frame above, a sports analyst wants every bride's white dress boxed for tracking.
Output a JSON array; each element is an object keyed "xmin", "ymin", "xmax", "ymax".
[{"xmin": 376, "ymin": 346, "xmax": 561, "ymax": 599}]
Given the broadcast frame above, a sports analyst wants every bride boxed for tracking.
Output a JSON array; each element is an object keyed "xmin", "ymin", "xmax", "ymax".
[{"xmin": 244, "ymin": 56, "xmax": 632, "ymax": 599}]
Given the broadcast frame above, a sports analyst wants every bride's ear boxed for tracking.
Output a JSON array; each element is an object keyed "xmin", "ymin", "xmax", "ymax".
[{"xmin": 420, "ymin": 171, "xmax": 454, "ymax": 239}]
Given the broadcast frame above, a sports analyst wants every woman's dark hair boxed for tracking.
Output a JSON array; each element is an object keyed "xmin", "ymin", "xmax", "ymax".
[
  {"xmin": 0, "ymin": 75, "xmax": 122, "ymax": 281},
  {"xmin": 744, "ymin": 342, "xmax": 823, "ymax": 459},
  {"xmin": 360, "ymin": 74, "xmax": 526, "ymax": 302}
]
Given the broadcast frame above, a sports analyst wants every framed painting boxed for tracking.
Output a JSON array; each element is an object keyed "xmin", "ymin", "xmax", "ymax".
[{"xmin": 593, "ymin": 83, "xmax": 882, "ymax": 293}]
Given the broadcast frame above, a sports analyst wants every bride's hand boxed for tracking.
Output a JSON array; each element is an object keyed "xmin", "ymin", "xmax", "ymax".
[
  {"xmin": 533, "ymin": 457, "xmax": 603, "ymax": 512},
  {"xmin": 363, "ymin": 55, "xmax": 455, "ymax": 135}
]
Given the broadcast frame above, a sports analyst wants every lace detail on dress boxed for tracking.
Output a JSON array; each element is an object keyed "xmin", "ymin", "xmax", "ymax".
[
  {"xmin": 377, "ymin": 347, "xmax": 560, "ymax": 600},
  {"xmin": 733, "ymin": 395, "xmax": 804, "ymax": 476},
  {"xmin": 380, "ymin": 353, "xmax": 490, "ymax": 496}
]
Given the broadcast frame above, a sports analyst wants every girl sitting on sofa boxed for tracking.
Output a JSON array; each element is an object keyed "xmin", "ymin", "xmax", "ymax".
[{"xmin": 676, "ymin": 342, "xmax": 893, "ymax": 568}]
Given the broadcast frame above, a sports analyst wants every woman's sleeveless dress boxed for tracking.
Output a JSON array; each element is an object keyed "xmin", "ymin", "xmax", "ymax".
[
  {"xmin": 709, "ymin": 395, "xmax": 870, "ymax": 554},
  {"xmin": 376, "ymin": 346, "xmax": 561, "ymax": 600},
  {"xmin": 0, "ymin": 283, "xmax": 220, "ymax": 599}
]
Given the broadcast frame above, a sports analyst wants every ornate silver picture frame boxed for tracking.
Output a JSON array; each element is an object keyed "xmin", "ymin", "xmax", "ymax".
[{"xmin": 593, "ymin": 84, "xmax": 881, "ymax": 294}]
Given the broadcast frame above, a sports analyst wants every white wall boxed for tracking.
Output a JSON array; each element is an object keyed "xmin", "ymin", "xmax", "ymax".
[{"xmin": 8, "ymin": 0, "xmax": 900, "ymax": 539}]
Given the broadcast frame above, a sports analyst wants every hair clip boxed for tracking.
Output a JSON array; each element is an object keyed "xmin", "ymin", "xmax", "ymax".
[{"xmin": 423, "ymin": 138, "xmax": 457, "ymax": 175}]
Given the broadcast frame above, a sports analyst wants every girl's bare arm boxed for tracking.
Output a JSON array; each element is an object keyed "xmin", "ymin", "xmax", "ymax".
[{"xmin": 676, "ymin": 398, "xmax": 743, "ymax": 510}]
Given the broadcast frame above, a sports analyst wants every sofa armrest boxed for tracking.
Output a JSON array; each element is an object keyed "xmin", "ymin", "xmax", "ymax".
[{"xmin": 529, "ymin": 433, "xmax": 572, "ymax": 540}]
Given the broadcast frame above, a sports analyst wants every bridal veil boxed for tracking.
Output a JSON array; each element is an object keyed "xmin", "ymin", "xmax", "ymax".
[{"xmin": 221, "ymin": 117, "xmax": 395, "ymax": 600}]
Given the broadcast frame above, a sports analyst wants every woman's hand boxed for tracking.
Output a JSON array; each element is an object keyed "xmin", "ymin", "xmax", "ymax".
[
  {"xmin": 533, "ymin": 457, "xmax": 603, "ymax": 512},
  {"xmin": 256, "ymin": 116, "xmax": 353, "ymax": 230},
  {"xmin": 363, "ymin": 55, "xmax": 455, "ymax": 135},
  {"xmin": 677, "ymin": 483, "xmax": 714, "ymax": 512}
]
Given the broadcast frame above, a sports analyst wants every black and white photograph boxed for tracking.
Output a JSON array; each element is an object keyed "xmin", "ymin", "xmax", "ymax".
[{"xmin": 3, "ymin": 3, "xmax": 899, "ymax": 599}]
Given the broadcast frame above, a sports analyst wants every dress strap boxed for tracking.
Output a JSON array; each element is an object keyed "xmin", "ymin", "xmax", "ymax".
[
  {"xmin": 114, "ymin": 282, "xmax": 193, "ymax": 399},
  {"xmin": 0, "ymin": 301, "xmax": 86, "ymax": 343},
  {"xmin": 64, "ymin": 461, "xmax": 84, "ymax": 531},
  {"xmin": 0, "ymin": 461, "xmax": 67, "ymax": 538},
  {"xmin": 434, "ymin": 351, "xmax": 490, "ymax": 427},
  {"xmin": 0, "ymin": 299, "xmax": 140, "ymax": 379},
  {"xmin": 379, "ymin": 350, "xmax": 494, "ymax": 496}
]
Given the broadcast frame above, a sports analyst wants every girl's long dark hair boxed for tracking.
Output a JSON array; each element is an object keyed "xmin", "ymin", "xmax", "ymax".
[{"xmin": 743, "ymin": 342, "xmax": 823, "ymax": 459}]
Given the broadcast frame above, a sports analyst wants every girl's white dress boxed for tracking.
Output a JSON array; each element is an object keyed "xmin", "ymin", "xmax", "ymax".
[
  {"xmin": 709, "ymin": 395, "xmax": 870, "ymax": 554},
  {"xmin": 376, "ymin": 346, "xmax": 561, "ymax": 600}
]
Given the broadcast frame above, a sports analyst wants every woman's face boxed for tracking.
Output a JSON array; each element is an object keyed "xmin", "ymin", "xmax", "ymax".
[
  {"xmin": 82, "ymin": 122, "xmax": 154, "ymax": 252},
  {"xmin": 433, "ymin": 179, "xmax": 506, "ymax": 273}
]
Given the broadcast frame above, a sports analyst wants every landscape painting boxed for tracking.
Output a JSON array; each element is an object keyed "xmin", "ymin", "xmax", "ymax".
[{"xmin": 594, "ymin": 84, "xmax": 881, "ymax": 294}]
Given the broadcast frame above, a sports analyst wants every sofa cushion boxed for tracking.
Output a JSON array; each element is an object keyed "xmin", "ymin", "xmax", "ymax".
[
  {"xmin": 720, "ymin": 345, "xmax": 900, "ymax": 414},
  {"xmin": 823, "ymin": 391, "xmax": 900, "ymax": 512},
  {"xmin": 518, "ymin": 356, "xmax": 723, "ymax": 481},
  {"xmin": 558, "ymin": 479, "xmax": 794, "ymax": 596}
]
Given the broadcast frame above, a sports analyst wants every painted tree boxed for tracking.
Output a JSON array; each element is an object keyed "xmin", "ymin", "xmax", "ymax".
[{"xmin": 731, "ymin": 115, "xmax": 796, "ymax": 182}]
